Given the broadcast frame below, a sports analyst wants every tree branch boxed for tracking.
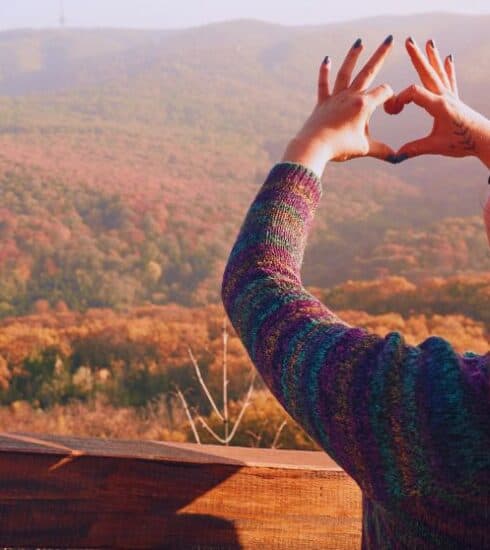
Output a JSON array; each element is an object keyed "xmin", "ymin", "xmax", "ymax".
[
  {"xmin": 174, "ymin": 384, "xmax": 201, "ymax": 444},
  {"xmin": 194, "ymin": 412, "xmax": 227, "ymax": 444},
  {"xmin": 226, "ymin": 375, "xmax": 256, "ymax": 442},
  {"xmin": 187, "ymin": 345, "xmax": 224, "ymax": 421},
  {"xmin": 271, "ymin": 419, "xmax": 288, "ymax": 449}
]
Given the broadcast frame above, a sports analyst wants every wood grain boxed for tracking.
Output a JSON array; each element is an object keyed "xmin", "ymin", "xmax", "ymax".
[{"xmin": 0, "ymin": 432, "xmax": 362, "ymax": 549}]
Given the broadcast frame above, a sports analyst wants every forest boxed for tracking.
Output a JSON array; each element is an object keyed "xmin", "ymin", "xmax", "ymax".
[
  {"xmin": 0, "ymin": 275, "xmax": 487, "ymax": 449},
  {"xmin": 0, "ymin": 15, "xmax": 488, "ymax": 450}
]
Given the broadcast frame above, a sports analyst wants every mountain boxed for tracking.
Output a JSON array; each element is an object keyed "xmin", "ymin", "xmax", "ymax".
[{"xmin": 0, "ymin": 14, "xmax": 489, "ymax": 318}]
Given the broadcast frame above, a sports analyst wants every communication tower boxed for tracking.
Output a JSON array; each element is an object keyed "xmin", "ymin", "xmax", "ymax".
[{"xmin": 59, "ymin": 0, "xmax": 66, "ymax": 27}]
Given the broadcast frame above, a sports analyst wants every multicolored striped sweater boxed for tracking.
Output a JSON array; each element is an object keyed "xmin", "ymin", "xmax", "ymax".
[{"xmin": 221, "ymin": 161, "xmax": 490, "ymax": 549}]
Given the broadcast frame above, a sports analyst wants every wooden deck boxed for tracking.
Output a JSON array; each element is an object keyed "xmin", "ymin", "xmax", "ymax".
[{"xmin": 0, "ymin": 432, "xmax": 362, "ymax": 549}]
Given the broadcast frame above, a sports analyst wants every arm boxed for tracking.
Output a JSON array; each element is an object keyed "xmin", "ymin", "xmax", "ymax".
[{"xmin": 221, "ymin": 39, "xmax": 490, "ymax": 503}]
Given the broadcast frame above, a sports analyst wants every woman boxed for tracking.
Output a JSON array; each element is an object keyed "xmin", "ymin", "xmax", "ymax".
[{"xmin": 221, "ymin": 35, "xmax": 489, "ymax": 549}]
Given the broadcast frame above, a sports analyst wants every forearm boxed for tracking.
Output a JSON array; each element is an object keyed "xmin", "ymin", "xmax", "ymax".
[
  {"xmin": 281, "ymin": 136, "xmax": 331, "ymax": 179},
  {"xmin": 280, "ymin": 136, "xmax": 333, "ymax": 180},
  {"xmin": 221, "ymin": 161, "xmax": 346, "ymax": 377},
  {"xmin": 473, "ymin": 116, "xmax": 490, "ymax": 169},
  {"xmin": 466, "ymin": 106, "xmax": 490, "ymax": 169},
  {"xmin": 222, "ymin": 160, "xmax": 325, "ymax": 321}
]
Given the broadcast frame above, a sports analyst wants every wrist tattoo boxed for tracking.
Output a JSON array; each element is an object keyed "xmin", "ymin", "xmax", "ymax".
[{"xmin": 452, "ymin": 117, "xmax": 476, "ymax": 152}]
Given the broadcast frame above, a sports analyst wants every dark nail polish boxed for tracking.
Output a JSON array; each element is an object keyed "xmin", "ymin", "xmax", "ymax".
[
  {"xmin": 353, "ymin": 38, "xmax": 362, "ymax": 49},
  {"xmin": 428, "ymin": 39, "xmax": 435, "ymax": 48},
  {"xmin": 323, "ymin": 55, "xmax": 330, "ymax": 65},
  {"xmin": 407, "ymin": 36, "xmax": 414, "ymax": 45},
  {"xmin": 448, "ymin": 54, "xmax": 453, "ymax": 62},
  {"xmin": 384, "ymin": 34, "xmax": 393, "ymax": 45},
  {"xmin": 386, "ymin": 153, "xmax": 410, "ymax": 164}
]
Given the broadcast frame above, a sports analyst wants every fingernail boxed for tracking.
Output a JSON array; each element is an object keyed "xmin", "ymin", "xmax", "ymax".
[
  {"xmin": 384, "ymin": 34, "xmax": 393, "ymax": 45},
  {"xmin": 428, "ymin": 39, "xmax": 435, "ymax": 48},
  {"xmin": 407, "ymin": 36, "xmax": 414, "ymax": 45},
  {"xmin": 323, "ymin": 55, "xmax": 330, "ymax": 65},
  {"xmin": 386, "ymin": 153, "xmax": 410, "ymax": 164},
  {"xmin": 448, "ymin": 53, "xmax": 453, "ymax": 62},
  {"xmin": 353, "ymin": 38, "xmax": 362, "ymax": 49}
]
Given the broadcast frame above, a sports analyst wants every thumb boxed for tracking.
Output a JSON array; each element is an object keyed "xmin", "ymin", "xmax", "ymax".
[
  {"xmin": 368, "ymin": 138, "xmax": 395, "ymax": 162},
  {"xmin": 366, "ymin": 83, "xmax": 394, "ymax": 109},
  {"xmin": 396, "ymin": 136, "xmax": 439, "ymax": 160},
  {"xmin": 384, "ymin": 96, "xmax": 404, "ymax": 115},
  {"xmin": 385, "ymin": 84, "xmax": 440, "ymax": 117}
]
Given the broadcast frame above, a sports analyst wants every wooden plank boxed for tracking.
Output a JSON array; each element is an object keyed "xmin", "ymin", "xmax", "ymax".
[
  {"xmin": 0, "ymin": 432, "xmax": 343, "ymax": 469},
  {"xmin": 0, "ymin": 432, "xmax": 362, "ymax": 549}
]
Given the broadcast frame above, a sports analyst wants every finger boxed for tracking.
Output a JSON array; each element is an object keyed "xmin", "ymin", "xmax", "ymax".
[
  {"xmin": 444, "ymin": 54, "xmax": 459, "ymax": 96},
  {"xmin": 351, "ymin": 34, "xmax": 394, "ymax": 91},
  {"xmin": 405, "ymin": 37, "xmax": 444, "ymax": 94},
  {"xmin": 384, "ymin": 95, "xmax": 404, "ymax": 115},
  {"xmin": 333, "ymin": 38, "xmax": 364, "ymax": 93},
  {"xmin": 389, "ymin": 83, "xmax": 440, "ymax": 117},
  {"xmin": 396, "ymin": 136, "xmax": 440, "ymax": 159},
  {"xmin": 317, "ymin": 56, "xmax": 331, "ymax": 103},
  {"xmin": 368, "ymin": 139, "xmax": 396, "ymax": 161},
  {"xmin": 366, "ymin": 83, "xmax": 394, "ymax": 111},
  {"xmin": 425, "ymin": 39, "xmax": 451, "ymax": 90}
]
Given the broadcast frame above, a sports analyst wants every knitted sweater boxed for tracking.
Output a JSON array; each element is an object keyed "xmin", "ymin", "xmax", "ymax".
[{"xmin": 221, "ymin": 161, "xmax": 490, "ymax": 550}]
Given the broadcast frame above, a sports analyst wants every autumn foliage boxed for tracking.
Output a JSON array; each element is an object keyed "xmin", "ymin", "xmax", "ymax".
[
  {"xmin": 0, "ymin": 280, "xmax": 487, "ymax": 449},
  {"xmin": 0, "ymin": 21, "xmax": 488, "ymax": 449}
]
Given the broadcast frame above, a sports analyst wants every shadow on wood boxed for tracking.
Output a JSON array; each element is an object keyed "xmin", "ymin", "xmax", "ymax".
[{"xmin": 0, "ymin": 432, "xmax": 361, "ymax": 549}]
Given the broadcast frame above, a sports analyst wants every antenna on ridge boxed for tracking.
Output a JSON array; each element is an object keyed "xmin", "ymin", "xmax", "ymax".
[{"xmin": 59, "ymin": 0, "xmax": 66, "ymax": 28}]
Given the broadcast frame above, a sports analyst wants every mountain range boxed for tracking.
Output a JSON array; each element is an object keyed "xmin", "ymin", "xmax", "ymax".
[{"xmin": 0, "ymin": 13, "xmax": 488, "ymax": 317}]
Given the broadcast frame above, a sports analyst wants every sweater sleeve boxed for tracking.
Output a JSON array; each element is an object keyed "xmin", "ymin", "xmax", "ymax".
[{"xmin": 221, "ymin": 161, "xmax": 490, "ymax": 503}]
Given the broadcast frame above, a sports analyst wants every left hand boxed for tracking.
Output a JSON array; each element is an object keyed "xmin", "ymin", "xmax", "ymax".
[
  {"xmin": 282, "ymin": 35, "xmax": 396, "ymax": 178},
  {"xmin": 385, "ymin": 37, "xmax": 490, "ymax": 168}
]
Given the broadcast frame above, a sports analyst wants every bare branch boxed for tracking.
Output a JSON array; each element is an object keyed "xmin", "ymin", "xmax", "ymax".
[
  {"xmin": 223, "ymin": 316, "xmax": 229, "ymax": 443},
  {"xmin": 195, "ymin": 413, "xmax": 227, "ymax": 444},
  {"xmin": 231, "ymin": 374, "xmax": 256, "ymax": 426},
  {"xmin": 187, "ymin": 345, "xmax": 224, "ymax": 421},
  {"xmin": 271, "ymin": 420, "xmax": 288, "ymax": 449},
  {"xmin": 175, "ymin": 385, "xmax": 201, "ymax": 444},
  {"xmin": 225, "ymin": 371, "xmax": 256, "ymax": 442},
  {"xmin": 227, "ymin": 402, "xmax": 252, "ymax": 442},
  {"xmin": 245, "ymin": 429, "xmax": 262, "ymax": 448}
]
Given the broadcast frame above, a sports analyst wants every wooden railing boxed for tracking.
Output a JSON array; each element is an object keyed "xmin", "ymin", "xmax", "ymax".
[{"xmin": 0, "ymin": 432, "xmax": 362, "ymax": 549}]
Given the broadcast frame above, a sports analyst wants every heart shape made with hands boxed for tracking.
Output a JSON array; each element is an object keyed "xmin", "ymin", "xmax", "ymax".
[
  {"xmin": 377, "ymin": 89, "xmax": 426, "ymax": 164},
  {"xmin": 302, "ymin": 35, "xmax": 488, "ymax": 175},
  {"xmin": 316, "ymin": 35, "xmax": 472, "ymax": 165}
]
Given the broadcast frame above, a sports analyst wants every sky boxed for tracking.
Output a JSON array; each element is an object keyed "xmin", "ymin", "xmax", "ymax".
[{"xmin": 0, "ymin": 0, "xmax": 489, "ymax": 30}]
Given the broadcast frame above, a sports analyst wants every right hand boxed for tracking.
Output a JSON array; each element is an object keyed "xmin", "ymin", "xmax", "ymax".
[
  {"xmin": 282, "ymin": 35, "xmax": 396, "ymax": 179},
  {"xmin": 385, "ymin": 37, "xmax": 490, "ymax": 168}
]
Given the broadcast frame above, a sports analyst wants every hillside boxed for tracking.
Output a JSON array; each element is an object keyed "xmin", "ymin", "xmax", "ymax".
[{"xmin": 0, "ymin": 14, "xmax": 489, "ymax": 318}]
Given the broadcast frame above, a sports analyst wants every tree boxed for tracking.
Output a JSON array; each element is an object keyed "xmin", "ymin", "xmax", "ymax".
[{"xmin": 172, "ymin": 316, "xmax": 271, "ymax": 446}]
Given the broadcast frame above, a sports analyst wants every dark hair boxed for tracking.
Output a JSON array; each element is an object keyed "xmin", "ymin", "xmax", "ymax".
[
  {"xmin": 482, "ymin": 192, "xmax": 490, "ymax": 245},
  {"xmin": 483, "ymin": 192, "xmax": 490, "ymax": 216}
]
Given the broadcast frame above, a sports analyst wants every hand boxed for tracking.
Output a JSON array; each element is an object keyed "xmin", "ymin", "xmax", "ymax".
[
  {"xmin": 385, "ymin": 37, "xmax": 490, "ymax": 168},
  {"xmin": 281, "ymin": 36, "xmax": 396, "ymax": 178}
]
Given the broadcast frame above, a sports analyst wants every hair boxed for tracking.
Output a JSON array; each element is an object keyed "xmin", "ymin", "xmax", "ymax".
[{"xmin": 483, "ymin": 191, "xmax": 490, "ymax": 247}]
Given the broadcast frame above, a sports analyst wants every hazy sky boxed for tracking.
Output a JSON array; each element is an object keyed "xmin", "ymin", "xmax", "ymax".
[{"xmin": 0, "ymin": 0, "xmax": 489, "ymax": 30}]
